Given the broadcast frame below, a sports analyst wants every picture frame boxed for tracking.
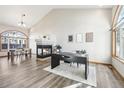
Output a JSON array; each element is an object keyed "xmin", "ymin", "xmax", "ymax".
[
  {"xmin": 76, "ymin": 33, "xmax": 83, "ymax": 43},
  {"xmin": 86, "ymin": 32, "xmax": 93, "ymax": 42},
  {"xmin": 68, "ymin": 35, "xmax": 73, "ymax": 42}
]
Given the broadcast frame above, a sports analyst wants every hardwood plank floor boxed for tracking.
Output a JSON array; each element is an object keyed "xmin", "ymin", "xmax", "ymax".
[{"xmin": 0, "ymin": 55, "xmax": 124, "ymax": 88}]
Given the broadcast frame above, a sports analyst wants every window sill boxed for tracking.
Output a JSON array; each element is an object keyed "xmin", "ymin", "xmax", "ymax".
[{"xmin": 112, "ymin": 56, "xmax": 124, "ymax": 64}]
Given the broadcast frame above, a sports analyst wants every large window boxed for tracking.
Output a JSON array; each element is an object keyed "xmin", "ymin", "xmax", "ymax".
[
  {"xmin": 115, "ymin": 6, "xmax": 124, "ymax": 59},
  {"xmin": 0, "ymin": 31, "xmax": 28, "ymax": 51},
  {"xmin": 116, "ymin": 28, "xmax": 124, "ymax": 59}
]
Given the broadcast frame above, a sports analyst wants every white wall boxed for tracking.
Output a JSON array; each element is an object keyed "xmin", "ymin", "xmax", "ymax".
[{"xmin": 30, "ymin": 8, "xmax": 112, "ymax": 64}]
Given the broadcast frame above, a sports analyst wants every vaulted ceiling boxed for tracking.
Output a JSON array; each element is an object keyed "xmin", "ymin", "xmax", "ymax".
[{"xmin": 0, "ymin": 5, "xmax": 113, "ymax": 29}]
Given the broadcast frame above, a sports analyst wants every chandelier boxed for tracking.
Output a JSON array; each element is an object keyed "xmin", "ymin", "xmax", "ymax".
[{"xmin": 18, "ymin": 14, "xmax": 26, "ymax": 27}]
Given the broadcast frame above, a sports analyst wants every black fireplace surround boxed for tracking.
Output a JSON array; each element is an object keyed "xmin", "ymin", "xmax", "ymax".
[{"xmin": 37, "ymin": 45, "xmax": 52, "ymax": 58}]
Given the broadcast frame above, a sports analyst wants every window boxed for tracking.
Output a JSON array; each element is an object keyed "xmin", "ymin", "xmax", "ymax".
[
  {"xmin": 1, "ymin": 31, "xmax": 28, "ymax": 51},
  {"xmin": 115, "ymin": 6, "xmax": 124, "ymax": 59},
  {"xmin": 116, "ymin": 28, "xmax": 124, "ymax": 59}
]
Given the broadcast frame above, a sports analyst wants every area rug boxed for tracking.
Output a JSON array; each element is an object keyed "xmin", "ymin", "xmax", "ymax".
[
  {"xmin": 43, "ymin": 62, "xmax": 97, "ymax": 87},
  {"xmin": 64, "ymin": 83, "xmax": 93, "ymax": 88}
]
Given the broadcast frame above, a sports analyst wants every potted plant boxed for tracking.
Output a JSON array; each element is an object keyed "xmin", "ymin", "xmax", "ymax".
[
  {"xmin": 81, "ymin": 50, "xmax": 86, "ymax": 54},
  {"xmin": 55, "ymin": 45, "xmax": 62, "ymax": 53}
]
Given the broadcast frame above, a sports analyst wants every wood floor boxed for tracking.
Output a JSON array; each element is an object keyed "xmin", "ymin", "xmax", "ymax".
[{"xmin": 0, "ymin": 55, "xmax": 124, "ymax": 88}]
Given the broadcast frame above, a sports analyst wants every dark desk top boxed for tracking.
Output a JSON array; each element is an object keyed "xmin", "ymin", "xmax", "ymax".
[{"xmin": 53, "ymin": 52, "xmax": 88, "ymax": 58}]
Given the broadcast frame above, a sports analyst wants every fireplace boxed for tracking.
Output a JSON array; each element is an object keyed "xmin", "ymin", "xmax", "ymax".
[{"xmin": 37, "ymin": 45, "xmax": 52, "ymax": 58}]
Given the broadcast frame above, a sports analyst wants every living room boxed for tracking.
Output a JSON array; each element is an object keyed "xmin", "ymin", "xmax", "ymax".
[{"xmin": 0, "ymin": 0, "xmax": 124, "ymax": 91}]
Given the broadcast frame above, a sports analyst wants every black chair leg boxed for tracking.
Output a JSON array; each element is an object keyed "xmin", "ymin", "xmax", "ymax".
[
  {"xmin": 70, "ymin": 62, "xmax": 72, "ymax": 66},
  {"xmin": 77, "ymin": 62, "xmax": 79, "ymax": 67}
]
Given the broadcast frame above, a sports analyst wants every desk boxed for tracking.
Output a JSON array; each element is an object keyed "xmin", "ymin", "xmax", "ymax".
[{"xmin": 51, "ymin": 52, "xmax": 89, "ymax": 80}]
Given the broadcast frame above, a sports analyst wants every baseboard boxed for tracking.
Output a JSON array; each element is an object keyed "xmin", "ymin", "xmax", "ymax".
[
  {"xmin": 32, "ymin": 54, "xmax": 36, "ymax": 55},
  {"xmin": 0, "ymin": 54, "xmax": 35, "ymax": 58},
  {"xmin": 89, "ymin": 60, "xmax": 111, "ymax": 65},
  {"xmin": 0, "ymin": 56, "xmax": 7, "ymax": 58},
  {"xmin": 90, "ymin": 60, "xmax": 124, "ymax": 79},
  {"xmin": 36, "ymin": 57, "xmax": 51, "ymax": 61},
  {"xmin": 111, "ymin": 65, "xmax": 124, "ymax": 79}
]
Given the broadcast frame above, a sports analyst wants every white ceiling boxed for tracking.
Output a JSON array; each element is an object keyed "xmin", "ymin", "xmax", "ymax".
[{"xmin": 0, "ymin": 5, "xmax": 113, "ymax": 28}]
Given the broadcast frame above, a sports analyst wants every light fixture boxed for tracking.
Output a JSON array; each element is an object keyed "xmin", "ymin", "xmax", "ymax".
[{"xmin": 18, "ymin": 14, "xmax": 26, "ymax": 27}]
